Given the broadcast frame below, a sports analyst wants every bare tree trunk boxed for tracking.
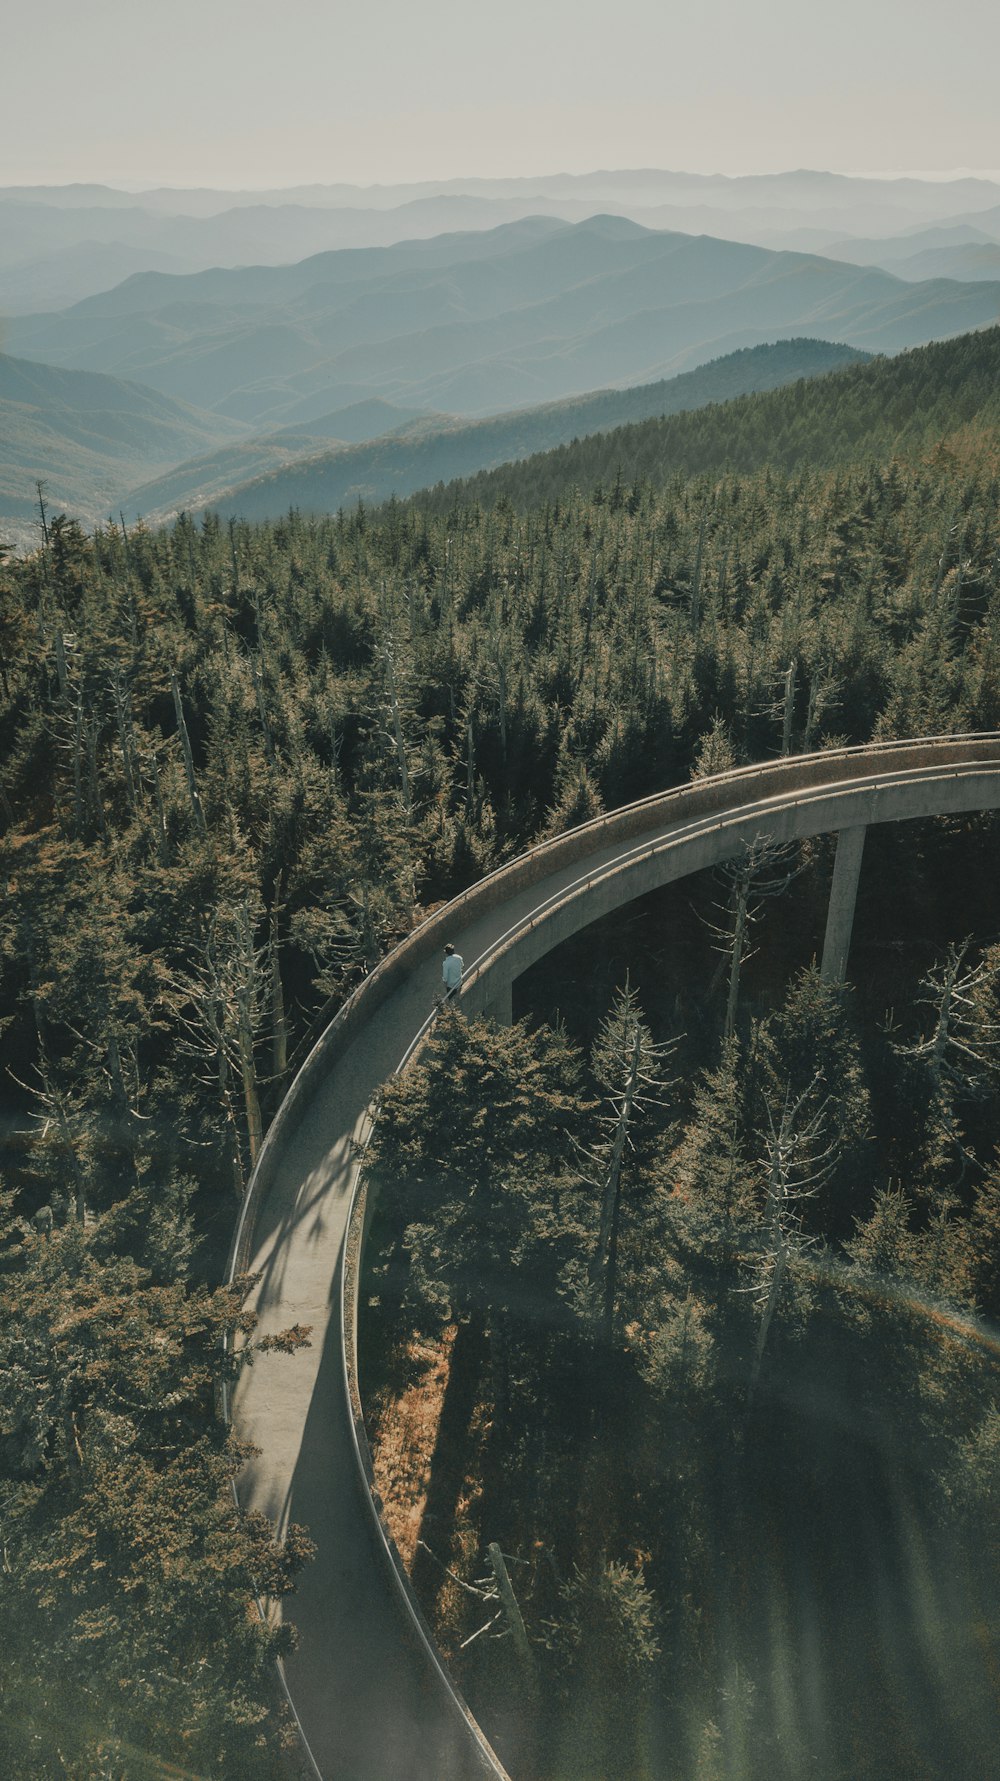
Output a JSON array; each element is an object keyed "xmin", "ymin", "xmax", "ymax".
[
  {"xmin": 487, "ymin": 1544, "xmax": 535, "ymax": 1677},
  {"xmin": 86, "ymin": 714, "xmax": 109, "ymax": 845},
  {"xmin": 724, "ymin": 875, "xmax": 750, "ymax": 1042},
  {"xmin": 928, "ymin": 949, "xmax": 961, "ymax": 1093},
  {"xmin": 147, "ymin": 746, "xmax": 170, "ymax": 864},
  {"xmin": 54, "ymin": 628, "xmax": 69, "ymax": 700},
  {"xmin": 248, "ymin": 652, "xmax": 277, "ymax": 770},
  {"xmin": 71, "ymin": 688, "xmax": 85, "ymax": 835},
  {"xmin": 270, "ymin": 884, "xmax": 288, "ymax": 1084},
  {"xmin": 383, "ymin": 645, "xmax": 412, "ymax": 816},
  {"xmin": 747, "ymin": 1231, "xmax": 789, "ymax": 1409},
  {"xmin": 238, "ymin": 1023, "xmax": 263, "ymax": 1169},
  {"xmin": 171, "ymin": 671, "xmax": 207, "ymax": 837},
  {"xmin": 496, "ymin": 652, "xmax": 508, "ymax": 761},
  {"xmin": 690, "ymin": 508, "xmax": 707, "ymax": 633},
  {"xmin": 36, "ymin": 480, "xmax": 50, "ymax": 550},
  {"xmin": 106, "ymin": 1029, "xmax": 129, "ymax": 1121},
  {"xmin": 592, "ymin": 1021, "xmax": 643, "ymax": 1339},
  {"xmin": 48, "ymin": 1079, "xmax": 87, "ymax": 1226},
  {"xmin": 780, "ymin": 659, "xmax": 797, "ymax": 756},
  {"xmin": 111, "ymin": 670, "xmax": 141, "ymax": 815},
  {"xmin": 745, "ymin": 1128, "xmax": 790, "ymax": 1411},
  {"xmin": 464, "ymin": 708, "xmax": 476, "ymax": 816}
]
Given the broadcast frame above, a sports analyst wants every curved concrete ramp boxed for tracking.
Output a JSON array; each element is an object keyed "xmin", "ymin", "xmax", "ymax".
[{"xmin": 229, "ymin": 736, "xmax": 1000, "ymax": 1781}]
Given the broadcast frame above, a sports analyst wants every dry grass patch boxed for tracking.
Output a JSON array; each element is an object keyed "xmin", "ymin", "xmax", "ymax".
[{"xmin": 369, "ymin": 1323, "xmax": 456, "ymax": 1567}]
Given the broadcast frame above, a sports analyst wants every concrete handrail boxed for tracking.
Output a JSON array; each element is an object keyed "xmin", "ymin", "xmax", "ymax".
[
  {"xmin": 228, "ymin": 733, "xmax": 1000, "ymax": 1781},
  {"xmin": 227, "ymin": 732, "xmax": 1000, "ymax": 1282}
]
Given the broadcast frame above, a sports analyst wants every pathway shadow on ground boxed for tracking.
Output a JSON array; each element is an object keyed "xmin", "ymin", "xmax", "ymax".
[
  {"xmin": 284, "ymin": 1254, "xmax": 487, "ymax": 1781},
  {"xmin": 412, "ymin": 1318, "xmax": 490, "ymax": 1610}
]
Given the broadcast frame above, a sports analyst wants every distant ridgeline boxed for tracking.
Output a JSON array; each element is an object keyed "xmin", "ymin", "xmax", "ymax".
[
  {"xmin": 0, "ymin": 337, "xmax": 865, "ymax": 540},
  {"xmin": 165, "ymin": 338, "xmax": 868, "ymax": 524},
  {"xmin": 411, "ymin": 325, "xmax": 1000, "ymax": 515}
]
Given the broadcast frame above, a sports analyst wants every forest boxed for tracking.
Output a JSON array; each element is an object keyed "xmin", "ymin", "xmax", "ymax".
[
  {"xmin": 2, "ymin": 320, "xmax": 1000, "ymax": 1775},
  {"xmin": 365, "ymin": 873, "xmax": 1000, "ymax": 1778},
  {"xmin": 417, "ymin": 325, "xmax": 1000, "ymax": 516}
]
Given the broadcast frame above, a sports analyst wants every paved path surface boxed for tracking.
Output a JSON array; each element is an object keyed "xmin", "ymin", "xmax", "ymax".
[
  {"xmin": 231, "ymin": 739, "xmax": 1000, "ymax": 1781},
  {"xmin": 233, "ymin": 841, "xmax": 636, "ymax": 1779}
]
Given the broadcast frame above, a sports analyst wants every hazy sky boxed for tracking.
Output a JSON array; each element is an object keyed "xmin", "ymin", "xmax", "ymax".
[{"xmin": 4, "ymin": 0, "xmax": 999, "ymax": 189}]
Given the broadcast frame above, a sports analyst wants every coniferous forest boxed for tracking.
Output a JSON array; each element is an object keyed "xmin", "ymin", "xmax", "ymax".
[{"xmin": 2, "ymin": 327, "xmax": 1000, "ymax": 1776}]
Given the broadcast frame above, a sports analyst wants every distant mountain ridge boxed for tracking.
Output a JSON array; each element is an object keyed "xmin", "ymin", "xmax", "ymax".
[
  {"xmin": 0, "ymin": 353, "xmax": 243, "ymax": 524},
  {"xmin": 8, "ymin": 216, "xmax": 1000, "ymax": 431},
  {"xmin": 0, "ymin": 339, "xmax": 867, "ymax": 541},
  {"xmin": 5, "ymin": 168, "xmax": 1000, "ymax": 313},
  {"xmin": 407, "ymin": 325, "xmax": 1000, "ymax": 515},
  {"xmin": 151, "ymin": 338, "xmax": 868, "ymax": 524},
  {"xmin": 6, "ymin": 170, "xmax": 1000, "ymax": 210}
]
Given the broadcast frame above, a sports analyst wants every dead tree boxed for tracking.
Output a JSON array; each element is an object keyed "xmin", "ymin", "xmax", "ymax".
[
  {"xmin": 415, "ymin": 1539, "xmax": 536, "ymax": 1678},
  {"xmin": 802, "ymin": 671, "xmax": 841, "ymax": 751},
  {"xmin": 36, "ymin": 480, "xmax": 50, "ymax": 551},
  {"xmin": 703, "ymin": 834, "xmax": 803, "ymax": 1041},
  {"xmin": 246, "ymin": 649, "xmax": 277, "ymax": 772},
  {"xmin": 576, "ymin": 980, "xmax": 678, "ymax": 1340},
  {"xmin": 894, "ymin": 938, "xmax": 1000, "ymax": 1188},
  {"xmin": 376, "ymin": 581, "xmax": 416, "ymax": 819},
  {"xmin": 269, "ymin": 875, "xmax": 289, "ymax": 1084},
  {"xmin": 109, "ymin": 666, "xmax": 141, "ymax": 817},
  {"xmin": 896, "ymin": 939, "xmax": 1000, "ymax": 1102},
  {"xmin": 169, "ymin": 898, "xmax": 270, "ymax": 1185},
  {"xmin": 744, "ymin": 1077, "xmax": 835, "ymax": 1409},
  {"xmin": 170, "ymin": 671, "xmax": 208, "ymax": 839},
  {"xmin": 15, "ymin": 1052, "xmax": 93, "ymax": 1227}
]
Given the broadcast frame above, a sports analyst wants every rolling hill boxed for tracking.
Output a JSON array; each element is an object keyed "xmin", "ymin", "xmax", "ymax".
[
  {"xmin": 144, "ymin": 338, "xmax": 868, "ymax": 524},
  {"xmin": 887, "ymin": 243, "xmax": 1000, "ymax": 284},
  {"xmin": 0, "ymin": 353, "xmax": 244, "ymax": 525},
  {"xmin": 8, "ymin": 216, "xmax": 1000, "ymax": 431},
  {"xmin": 819, "ymin": 219, "xmax": 1000, "ymax": 283},
  {"xmin": 406, "ymin": 325, "xmax": 1000, "ymax": 515},
  {"xmin": 0, "ymin": 339, "xmax": 865, "ymax": 538},
  {"xmin": 124, "ymin": 400, "xmax": 443, "ymax": 522}
]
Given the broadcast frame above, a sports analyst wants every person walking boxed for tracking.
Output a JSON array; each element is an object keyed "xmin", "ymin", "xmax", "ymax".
[{"xmin": 441, "ymin": 942, "xmax": 464, "ymax": 1001}]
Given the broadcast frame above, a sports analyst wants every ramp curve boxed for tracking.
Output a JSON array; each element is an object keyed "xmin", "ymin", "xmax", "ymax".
[{"xmin": 228, "ymin": 735, "xmax": 1000, "ymax": 1781}]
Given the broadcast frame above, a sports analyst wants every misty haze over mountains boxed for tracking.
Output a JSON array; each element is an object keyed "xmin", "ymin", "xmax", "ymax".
[
  {"xmin": 4, "ymin": 168, "xmax": 1000, "ymax": 312},
  {"xmin": 127, "ymin": 339, "xmax": 869, "ymax": 526},
  {"xmin": 8, "ymin": 216, "xmax": 1000, "ymax": 425},
  {"xmin": 2, "ymin": 169, "xmax": 1000, "ymax": 548},
  {"xmin": 0, "ymin": 339, "xmax": 866, "ymax": 535}
]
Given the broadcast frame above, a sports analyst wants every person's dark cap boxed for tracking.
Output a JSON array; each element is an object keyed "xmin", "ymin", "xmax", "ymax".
[{"xmin": 444, "ymin": 942, "xmax": 455, "ymax": 954}]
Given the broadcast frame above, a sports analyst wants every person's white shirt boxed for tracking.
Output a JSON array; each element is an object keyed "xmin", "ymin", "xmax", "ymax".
[{"xmin": 442, "ymin": 951, "xmax": 464, "ymax": 991}]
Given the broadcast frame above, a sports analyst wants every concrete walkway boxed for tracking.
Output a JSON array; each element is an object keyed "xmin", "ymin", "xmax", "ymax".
[
  {"xmin": 232, "ymin": 843, "xmax": 636, "ymax": 1779},
  {"xmin": 230, "ymin": 738, "xmax": 1000, "ymax": 1781}
]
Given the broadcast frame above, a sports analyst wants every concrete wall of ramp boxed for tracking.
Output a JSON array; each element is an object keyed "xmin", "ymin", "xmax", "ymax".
[
  {"xmin": 228, "ymin": 733, "xmax": 1000, "ymax": 1781},
  {"xmin": 453, "ymin": 740, "xmax": 1000, "ymax": 1014}
]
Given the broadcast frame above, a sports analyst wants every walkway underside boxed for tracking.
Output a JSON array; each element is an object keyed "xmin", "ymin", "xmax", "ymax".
[{"xmin": 230, "ymin": 737, "xmax": 1000, "ymax": 1781}]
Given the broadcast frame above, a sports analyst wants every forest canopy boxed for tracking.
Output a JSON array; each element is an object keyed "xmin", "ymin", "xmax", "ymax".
[
  {"xmin": 2, "ymin": 319, "xmax": 1000, "ymax": 1774},
  {"xmin": 416, "ymin": 325, "xmax": 1000, "ymax": 515}
]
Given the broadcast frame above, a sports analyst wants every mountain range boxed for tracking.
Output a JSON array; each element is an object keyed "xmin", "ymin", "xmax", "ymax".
[
  {"xmin": 0, "ymin": 354, "xmax": 240, "ymax": 526},
  {"xmin": 409, "ymin": 325, "xmax": 1000, "ymax": 516},
  {"xmin": 4, "ymin": 169, "xmax": 1000, "ymax": 312},
  {"xmin": 6, "ymin": 198, "xmax": 1000, "ymax": 551},
  {"xmin": 144, "ymin": 338, "xmax": 867, "ymax": 526},
  {"xmin": 7, "ymin": 216, "xmax": 1000, "ymax": 433},
  {"xmin": 0, "ymin": 338, "xmax": 866, "ymax": 539}
]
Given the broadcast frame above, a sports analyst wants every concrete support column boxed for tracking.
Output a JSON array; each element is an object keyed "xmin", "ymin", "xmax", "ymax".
[
  {"xmin": 485, "ymin": 978, "xmax": 514, "ymax": 1025},
  {"xmin": 821, "ymin": 825, "xmax": 867, "ymax": 982}
]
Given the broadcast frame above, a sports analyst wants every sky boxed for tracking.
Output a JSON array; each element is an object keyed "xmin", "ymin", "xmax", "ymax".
[{"xmin": 4, "ymin": 0, "xmax": 999, "ymax": 189}]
